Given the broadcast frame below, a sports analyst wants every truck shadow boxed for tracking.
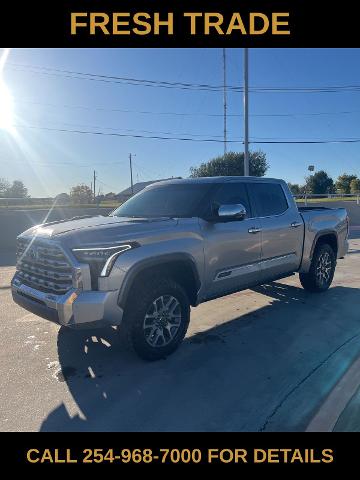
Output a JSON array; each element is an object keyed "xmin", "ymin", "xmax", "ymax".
[{"xmin": 40, "ymin": 282, "xmax": 360, "ymax": 432}]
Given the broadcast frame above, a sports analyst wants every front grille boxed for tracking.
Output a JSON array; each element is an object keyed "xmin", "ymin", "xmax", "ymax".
[{"xmin": 16, "ymin": 238, "xmax": 73, "ymax": 295}]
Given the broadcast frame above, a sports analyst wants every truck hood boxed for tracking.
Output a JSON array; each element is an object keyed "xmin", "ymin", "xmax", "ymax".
[{"xmin": 20, "ymin": 215, "xmax": 178, "ymax": 247}]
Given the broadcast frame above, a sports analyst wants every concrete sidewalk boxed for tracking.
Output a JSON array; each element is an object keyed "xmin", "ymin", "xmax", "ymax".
[{"xmin": 334, "ymin": 387, "xmax": 360, "ymax": 431}]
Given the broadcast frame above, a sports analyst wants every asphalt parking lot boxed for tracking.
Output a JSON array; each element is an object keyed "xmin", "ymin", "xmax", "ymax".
[{"xmin": 0, "ymin": 224, "xmax": 360, "ymax": 432}]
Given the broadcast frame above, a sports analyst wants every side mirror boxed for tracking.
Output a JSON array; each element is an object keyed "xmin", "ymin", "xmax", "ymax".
[{"xmin": 217, "ymin": 203, "xmax": 247, "ymax": 221}]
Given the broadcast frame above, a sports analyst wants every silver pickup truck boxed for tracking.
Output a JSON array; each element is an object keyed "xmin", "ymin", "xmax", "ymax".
[{"xmin": 11, "ymin": 177, "xmax": 349, "ymax": 360}]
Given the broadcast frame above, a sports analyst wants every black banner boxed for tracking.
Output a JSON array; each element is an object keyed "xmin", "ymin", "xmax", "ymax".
[
  {"xmin": 3, "ymin": 432, "xmax": 357, "ymax": 471},
  {"xmin": 2, "ymin": 0, "xmax": 360, "ymax": 47}
]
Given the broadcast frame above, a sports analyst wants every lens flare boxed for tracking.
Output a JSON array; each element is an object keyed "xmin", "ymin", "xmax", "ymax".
[
  {"xmin": 0, "ymin": 80, "xmax": 14, "ymax": 132},
  {"xmin": 0, "ymin": 49, "xmax": 14, "ymax": 133}
]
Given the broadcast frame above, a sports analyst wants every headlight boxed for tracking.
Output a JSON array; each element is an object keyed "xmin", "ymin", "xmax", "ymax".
[{"xmin": 72, "ymin": 243, "xmax": 138, "ymax": 278}]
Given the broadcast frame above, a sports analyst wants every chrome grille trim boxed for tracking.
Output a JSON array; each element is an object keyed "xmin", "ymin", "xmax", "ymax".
[
  {"xmin": 17, "ymin": 262, "xmax": 72, "ymax": 281},
  {"xmin": 16, "ymin": 238, "xmax": 73, "ymax": 295}
]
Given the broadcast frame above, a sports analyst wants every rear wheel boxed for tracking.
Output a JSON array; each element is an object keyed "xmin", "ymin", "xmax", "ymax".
[
  {"xmin": 122, "ymin": 276, "xmax": 190, "ymax": 361},
  {"xmin": 299, "ymin": 243, "xmax": 336, "ymax": 293}
]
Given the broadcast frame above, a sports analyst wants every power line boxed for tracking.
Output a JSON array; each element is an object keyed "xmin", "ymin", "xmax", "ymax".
[
  {"xmin": 18, "ymin": 99, "xmax": 360, "ymax": 119},
  {"xmin": 13, "ymin": 123, "xmax": 360, "ymax": 145},
  {"xmin": 132, "ymin": 160, "xmax": 163, "ymax": 180},
  {"xmin": 12, "ymin": 63, "xmax": 228, "ymax": 90},
  {"xmin": 36, "ymin": 119, "xmax": 225, "ymax": 139},
  {"xmin": 8, "ymin": 63, "xmax": 230, "ymax": 92},
  {"xmin": 8, "ymin": 62, "xmax": 360, "ymax": 94},
  {"xmin": 254, "ymin": 139, "xmax": 360, "ymax": 144},
  {"xmin": 14, "ymin": 124, "xmax": 233, "ymax": 143},
  {"xmin": 96, "ymin": 178, "xmax": 119, "ymax": 192},
  {"xmin": 133, "ymin": 160, "xmax": 163, "ymax": 181}
]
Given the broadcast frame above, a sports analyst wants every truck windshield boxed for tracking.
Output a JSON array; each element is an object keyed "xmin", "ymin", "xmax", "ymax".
[{"xmin": 112, "ymin": 183, "xmax": 212, "ymax": 218}]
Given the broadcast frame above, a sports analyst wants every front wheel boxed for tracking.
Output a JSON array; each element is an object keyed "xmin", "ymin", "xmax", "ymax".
[
  {"xmin": 123, "ymin": 277, "xmax": 190, "ymax": 361},
  {"xmin": 299, "ymin": 243, "xmax": 336, "ymax": 293}
]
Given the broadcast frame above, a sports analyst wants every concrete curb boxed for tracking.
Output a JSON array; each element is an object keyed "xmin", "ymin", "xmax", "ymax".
[{"xmin": 306, "ymin": 355, "xmax": 360, "ymax": 431}]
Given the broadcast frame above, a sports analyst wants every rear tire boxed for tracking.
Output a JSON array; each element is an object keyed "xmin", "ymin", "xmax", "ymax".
[
  {"xmin": 122, "ymin": 276, "xmax": 190, "ymax": 361},
  {"xmin": 299, "ymin": 243, "xmax": 336, "ymax": 293}
]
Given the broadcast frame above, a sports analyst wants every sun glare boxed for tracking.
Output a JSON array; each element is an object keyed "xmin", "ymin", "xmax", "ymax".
[{"xmin": 0, "ymin": 80, "xmax": 14, "ymax": 132}]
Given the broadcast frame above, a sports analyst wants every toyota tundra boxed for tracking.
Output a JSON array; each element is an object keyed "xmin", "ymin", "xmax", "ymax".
[{"xmin": 11, "ymin": 177, "xmax": 349, "ymax": 360}]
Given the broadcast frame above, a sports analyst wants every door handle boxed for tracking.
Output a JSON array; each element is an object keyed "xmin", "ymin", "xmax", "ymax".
[
  {"xmin": 290, "ymin": 221, "xmax": 303, "ymax": 228},
  {"xmin": 248, "ymin": 227, "xmax": 261, "ymax": 234}
]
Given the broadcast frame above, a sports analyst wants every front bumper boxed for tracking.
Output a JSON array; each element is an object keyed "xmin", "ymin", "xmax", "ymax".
[{"xmin": 11, "ymin": 275, "xmax": 124, "ymax": 328}]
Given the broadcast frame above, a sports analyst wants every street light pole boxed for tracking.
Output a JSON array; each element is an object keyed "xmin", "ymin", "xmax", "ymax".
[
  {"xmin": 243, "ymin": 48, "xmax": 249, "ymax": 176},
  {"xmin": 93, "ymin": 170, "xmax": 96, "ymax": 202},
  {"xmin": 223, "ymin": 48, "xmax": 227, "ymax": 156},
  {"xmin": 129, "ymin": 153, "xmax": 134, "ymax": 195}
]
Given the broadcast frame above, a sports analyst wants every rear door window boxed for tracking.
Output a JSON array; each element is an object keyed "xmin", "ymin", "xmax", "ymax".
[
  {"xmin": 209, "ymin": 183, "xmax": 252, "ymax": 217},
  {"xmin": 250, "ymin": 183, "xmax": 288, "ymax": 217}
]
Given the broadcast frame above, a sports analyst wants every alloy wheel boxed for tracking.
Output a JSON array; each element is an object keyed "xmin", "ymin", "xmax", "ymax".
[
  {"xmin": 316, "ymin": 251, "xmax": 332, "ymax": 286},
  {"xmin": 143, "ymin": 295, "xmax": 182, "ymax": 347}
]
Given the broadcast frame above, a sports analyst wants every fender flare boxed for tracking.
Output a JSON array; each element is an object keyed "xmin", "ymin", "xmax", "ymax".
[
  {"xmin": 310, "ymin": 229, "xmax": 338, "ymax": 259},
  {"xmin": 118, "ymin": 252, "xmax": 201, "ymax": 308}
]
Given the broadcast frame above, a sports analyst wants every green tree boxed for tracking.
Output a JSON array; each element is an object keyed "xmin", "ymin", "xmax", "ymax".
[
  {"xmin": 350, "ymin": 178, "xmax": 360, "ymax": 194},
  {"xmin": 287, "ymin": 183, "xmax": 302, "ymax": 195},
  {"xmin": 335, "ymin": 174, "xmax": 358, "ymax": 194},
  {"xmin": 70, "ymin": 184, "xmax": 93, "ymax": 204},
  {"xmin": 305, "ymin": 170, "xmax": 334, "ymax": 194},
  {"xmin": 6, "ymin": 180, "xmax": 28, "ymax": 198},
  {"xmin": 104, "ymin": 192, "xmax": 118, "ymax": 200},
  {"xmin": 189, "ymin": 151, "xmax": 268, "ymax": 178},
  {"xmin": 0, "ymin": 177, "xmax": 10, "ymax": 197}
]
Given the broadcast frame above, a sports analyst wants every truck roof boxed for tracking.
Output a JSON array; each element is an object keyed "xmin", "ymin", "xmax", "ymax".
[{"xmin": 146, "ymin": 176, "xmax": 284, "ymax": 187}]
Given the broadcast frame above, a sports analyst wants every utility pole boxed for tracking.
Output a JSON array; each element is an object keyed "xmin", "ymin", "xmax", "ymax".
[
  {"xmin": 223, "ymin": 48, "xmax": 228, "ymax": 156},
  {"xmin": 93, "ymin": 170, "xmax": 96, "ymax": 202},
  {"xmin": 129, "ymin": 153, "xmax": 135, "ymax": 195},
  {"xmin": 243, "ymin": 48, "xmax": 250, "ymax": 176}
]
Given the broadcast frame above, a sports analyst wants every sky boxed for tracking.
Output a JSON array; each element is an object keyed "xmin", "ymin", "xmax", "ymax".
[{"xmin": 0, "ymin": 48, "xmax": 359, "ymax": 197}]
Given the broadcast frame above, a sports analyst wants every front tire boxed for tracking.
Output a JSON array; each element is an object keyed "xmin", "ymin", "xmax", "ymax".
[
  {"xmin": 123, "ymin": 276, "xmax": 190, "ymax": 361},
  {"xmin": 299, "ymin": 243, "xmax": 336, "ymax": 293}
]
